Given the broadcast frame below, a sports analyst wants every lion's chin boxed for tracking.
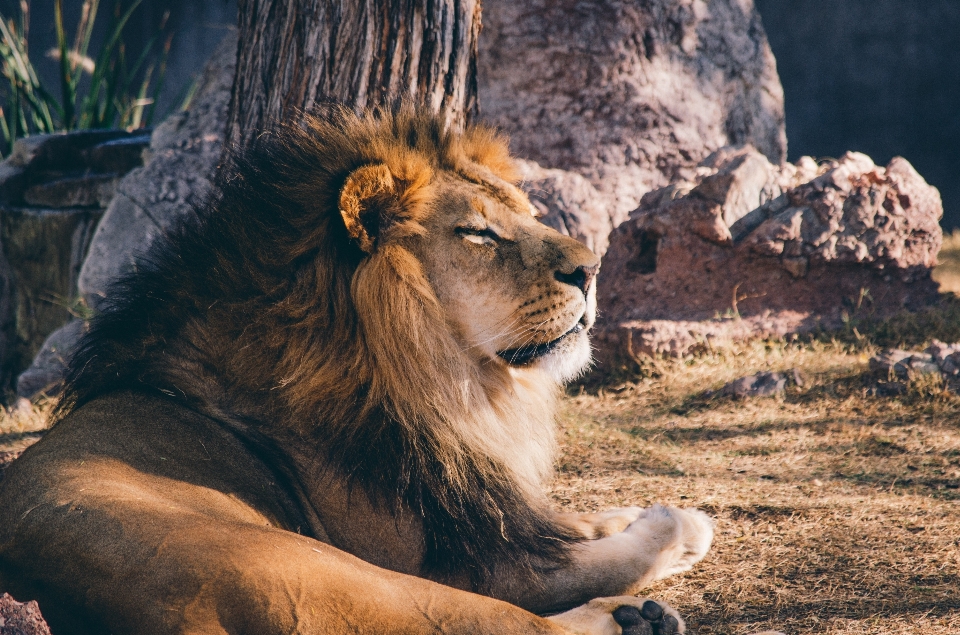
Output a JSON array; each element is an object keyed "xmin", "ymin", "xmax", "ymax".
[
  {"xmin": 499, "ymin": 329, "xmax": 593, "ymax": 384},
  {"xmin": 533, "ymin": 331, "xmax": 593, "ymax": 383}
]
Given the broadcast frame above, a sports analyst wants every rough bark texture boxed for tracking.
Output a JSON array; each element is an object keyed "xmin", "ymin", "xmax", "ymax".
[
  {"xmin": 479, "ymin": 0, "xmax": 787, "ymax": 232},
  {"xmin": 593, "ymin": 147, "xmax": 942, "ymax": 367},
  {"xmin": 225, "ymin": 0, "xmax": 481, "ymax": 149}
]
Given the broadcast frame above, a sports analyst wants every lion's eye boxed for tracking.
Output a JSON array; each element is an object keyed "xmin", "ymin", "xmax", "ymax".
[{"xmin": 457, "ymin": 227, "xmax": 499, "ymax": 246}]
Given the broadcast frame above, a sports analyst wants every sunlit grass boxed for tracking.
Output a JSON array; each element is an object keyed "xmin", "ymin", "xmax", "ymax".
[{"xmin": 932, "ymin": 230, "xmax": 960, "ymax": 295}]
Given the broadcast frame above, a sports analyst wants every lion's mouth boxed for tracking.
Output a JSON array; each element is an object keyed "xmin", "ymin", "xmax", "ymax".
[{"xmin": 496, "ymin": 319, "xmax": 585, "ymax": 367}]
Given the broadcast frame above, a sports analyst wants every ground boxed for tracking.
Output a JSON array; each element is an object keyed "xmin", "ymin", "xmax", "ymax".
[{"xmin": 3, "ymin": 235, "xmax": 960, "ymax": 634}]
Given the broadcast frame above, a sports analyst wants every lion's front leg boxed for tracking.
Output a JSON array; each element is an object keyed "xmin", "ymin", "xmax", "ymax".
[{"xmin": 491, "ymin": 504, "xmax": 714, "ymax": 614}]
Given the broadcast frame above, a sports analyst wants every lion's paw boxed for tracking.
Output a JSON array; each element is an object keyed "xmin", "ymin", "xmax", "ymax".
[
  {"xmin": 624, "ymin": 504, "xmax": 715, "ymax": 579},
  {"xmin": 548, "ymin": 597, "xmax": 683, "ymax": 635}
]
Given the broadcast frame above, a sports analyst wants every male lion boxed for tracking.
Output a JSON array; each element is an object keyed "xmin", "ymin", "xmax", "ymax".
[{"xmin": 0, "ymin": 108, "xmax": 714, "ymax": 635}]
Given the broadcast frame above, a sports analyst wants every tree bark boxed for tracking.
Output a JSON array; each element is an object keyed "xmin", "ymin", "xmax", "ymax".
[{"xmin": 225, "ymin": 0, "xmax": 481, "ymax": 150}]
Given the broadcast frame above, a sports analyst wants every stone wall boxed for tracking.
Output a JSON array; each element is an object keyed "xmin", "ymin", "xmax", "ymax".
[{"xmin": 0, "ymin": 130, "xmax": 149, "ymax": 395}]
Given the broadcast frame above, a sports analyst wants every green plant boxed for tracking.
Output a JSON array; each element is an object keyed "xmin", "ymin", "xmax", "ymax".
[{"xmin": 0, "ymin": 0, "xmax": 172, "ymax": 155}]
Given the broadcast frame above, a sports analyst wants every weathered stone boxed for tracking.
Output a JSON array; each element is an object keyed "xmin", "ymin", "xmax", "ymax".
[
  {"xmin": 869, "ymin": 349, "xmax": 912, "ymax": 375},
  {"xmin": 84, "ymin": 134, "xmax": 151, "ymax": 174},
  {"xmin": 594, "ymin": 148, "xmax": 942, "ymax": 366},
  {"xmin": 16, "ymin": 319, "xmax": 85, "ymax": 399},
  {"xmin": 480, "ymin": 0, "xmax": 787, "ymax": 228},
  {"xmin": 720, "ymin": 371, "xmax": 786, "ymax": 398},
  {"xmin": 7, "ymin": 129, "xmax": 137, "ymax": 172},
  {"xmin": 77, "ymin": 32, "xmax": 237, "ymax": 309},
  {"xmin": 516, "ymin": 160, "xmax": 614, "ymax": 255},
  {"xmin": 869, "ymin": 343, "xmax": 960, "ymax": 380},
  {"xmin": 23, "ymin": 174, "xmax": 120, "ymax": 208},
  {"xmin": 0, "ymin": 593, "xmax": 52, "ymax": 635}
]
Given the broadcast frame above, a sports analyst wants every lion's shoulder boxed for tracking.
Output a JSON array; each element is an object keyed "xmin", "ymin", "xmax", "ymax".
[{"xmin": 1, "ymin": 391, "xmax": 309, "ymax": 533}]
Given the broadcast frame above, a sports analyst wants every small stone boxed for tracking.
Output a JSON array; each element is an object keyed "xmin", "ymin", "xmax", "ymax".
[
  {"xmin": 781, "ymin": 255, "xmax": 809, "ymax": 278},
  {"xmin": 942, "ymin": 353, "xmax": 960, "ymax": 375},
  {"xmin": 869, "ymin": 349, "xmax": 912, "ymax": 374},
  {"xmin": 721, "ymin": 371, "xmax": 787, "ymax": 398}
]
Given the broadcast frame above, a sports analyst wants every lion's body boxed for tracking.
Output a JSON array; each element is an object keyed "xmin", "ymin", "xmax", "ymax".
[{"xmin": 0, "ymin": 108, "xmax": 713, "ymax": 635}]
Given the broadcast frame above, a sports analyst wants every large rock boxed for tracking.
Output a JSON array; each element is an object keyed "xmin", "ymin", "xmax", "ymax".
[
  {"xmin": 15, "ymin": 33, "xmax": 237, "ymax": 400},
  {"xmin": 15, "ymin": 319, "xmax": 85, "ymax": 399},
  {"xmin": 593, "ymin": 147, "xmax": 942, "ymax": 365},
  {"xmin": 516, "ymin": 160, "xmax": 613, "ymax": 255},
  {"xmin": 77, "ymin": 32, "xmax": 237, "ymax": 308},
  {"xmin": 0, "ymin": 593, "xmax": 51, "ymax": 635},
  {"xmin": 479, "ymin": 0, "xmax": 787, "ymax": 235}
]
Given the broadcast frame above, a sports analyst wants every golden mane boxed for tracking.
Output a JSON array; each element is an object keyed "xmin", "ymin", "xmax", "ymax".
[{"xmin": 58, "ymin": 106, "xmax": 577, "ymax": 584}]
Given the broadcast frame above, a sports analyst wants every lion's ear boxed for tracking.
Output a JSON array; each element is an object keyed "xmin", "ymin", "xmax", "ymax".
[{"xmin": 339, "ymin": 164, "xmax": 396, "ymax": 253}]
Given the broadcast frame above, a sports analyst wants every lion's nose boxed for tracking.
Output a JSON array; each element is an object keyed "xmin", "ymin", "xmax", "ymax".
[{"xmin": 555, "ymin": 263, "xmax": 598, "ymax": 294}]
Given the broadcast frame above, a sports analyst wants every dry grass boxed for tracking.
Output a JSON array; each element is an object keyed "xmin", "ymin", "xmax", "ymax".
[
  {"xmin": 0, "ymin": 398, "xmax": 51, "ymax": 466},
  {"xmin": 932, "ymin": 230, "xmax": 960, "ymax": 295},
  {"xmin": 558, "ymin": 339, "xmax": 960, "ymax": 634}
]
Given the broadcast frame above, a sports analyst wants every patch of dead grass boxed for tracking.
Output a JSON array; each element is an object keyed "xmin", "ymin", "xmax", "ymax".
[
  {"xmin": 932, "ymin": 230, "xmax": 960, "ymax": 295},
  {"xmin": 557, "ymin": 340, "xmax": 960, "ymax": 634},
  {"xmin": 0, "ymin": 399, "xmax": 51, "ymax": 462}
]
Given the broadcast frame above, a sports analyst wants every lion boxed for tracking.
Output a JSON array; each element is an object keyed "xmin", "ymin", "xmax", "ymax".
[{"xmin": 0, "ymin": 107, "xmax": 714, "ymax": 635}]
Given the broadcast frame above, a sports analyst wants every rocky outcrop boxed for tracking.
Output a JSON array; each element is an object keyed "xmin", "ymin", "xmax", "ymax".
[
  {"xmin": 14, "ymin": 32, "xmax": 237, "ymax": 400},
  {"xmin": 593, "ymin": 147, "xmax": 942, "ymax": 366},
  {"xmin": 0, "ymin": 593, "xmax": 51, "ymax": 635},
  {"xmin": 479, "ymin": 0, "xmax": 787, "ymax": 236}
]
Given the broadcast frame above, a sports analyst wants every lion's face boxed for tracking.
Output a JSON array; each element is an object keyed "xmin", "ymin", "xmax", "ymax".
[{"xmin": 409, "ymin": 171, "xmax": 601, "ymax": 382}]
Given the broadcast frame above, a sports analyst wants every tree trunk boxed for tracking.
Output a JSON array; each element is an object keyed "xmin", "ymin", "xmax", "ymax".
[{"xmin": 225, "ymin": 0, "xmax": 481, "ymax": 150}]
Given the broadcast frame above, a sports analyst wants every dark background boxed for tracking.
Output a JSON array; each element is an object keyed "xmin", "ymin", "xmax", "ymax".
[
  {"xmin": 3, "ymin": 0, "xmax": 959, "ymax": 227},
  {"xmin": 0, "ymin": 0, "xmax": 236, "ymax": 123},
  {"xmin": 755, "ymin": 0, "xmax": 960, "ymax": 228}
]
